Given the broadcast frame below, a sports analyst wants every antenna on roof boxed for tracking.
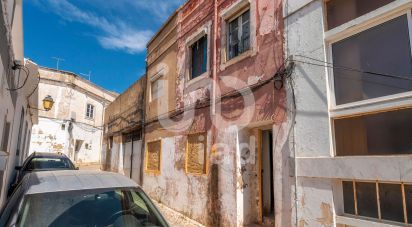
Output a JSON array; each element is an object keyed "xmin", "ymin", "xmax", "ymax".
[
  {"xmin": 52, "ymin": 57, "xmax": 65, "ymax": 70},
  {"xmin": 80, "ymin": 71, "xmax": 92, "ymax": 81}
]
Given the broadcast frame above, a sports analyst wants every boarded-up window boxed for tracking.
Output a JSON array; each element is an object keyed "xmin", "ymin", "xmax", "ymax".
[
  {"xmin": 146, "ymin": 140, "xmax": 161, "ymax": 172},
  {"xmin": 186, "ymin": 133, "xmax": 207, "ymax": 175},
  {"xmin": 150, "ymin": 76, "xmax": 163, "ymax": 101}
]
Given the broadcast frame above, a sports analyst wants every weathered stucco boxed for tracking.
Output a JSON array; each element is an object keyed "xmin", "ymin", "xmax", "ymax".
[{"xmin": 29, "ymin": 67, "xmax": 117, "ymax": 164}]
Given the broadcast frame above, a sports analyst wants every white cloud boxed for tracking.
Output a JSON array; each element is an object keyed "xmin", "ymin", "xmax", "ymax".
[
  {"xmin": 34, "ymin": 0, "xmax": 153, "ymax": 53},
  {"xmin": 128, "ymin": 0, "xmax": 185, "ymax": 21}
]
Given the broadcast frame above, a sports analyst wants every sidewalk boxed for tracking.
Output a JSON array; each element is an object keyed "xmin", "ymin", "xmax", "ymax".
[{"xmin": 153, "ymin": 201, "xmax": 205, "ymax": 227}]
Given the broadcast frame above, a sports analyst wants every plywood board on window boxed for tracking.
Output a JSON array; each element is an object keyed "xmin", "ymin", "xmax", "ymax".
[
  {"xmin": 186, "ymin": 133, "xmax": 207, "ymax": 175},
  {"xmin": 146, "ymin": 140, "xmax": 161, "ymax": 173}
]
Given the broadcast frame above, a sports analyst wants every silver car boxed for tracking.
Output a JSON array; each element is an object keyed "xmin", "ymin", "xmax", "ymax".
[{"xmin": 0, "ymin": 170, "xmax": 169, "ymax": 227}]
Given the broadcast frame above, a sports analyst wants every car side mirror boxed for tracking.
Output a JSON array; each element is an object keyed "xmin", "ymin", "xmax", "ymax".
[{"xmin": 15, "ymin": 166, "xmax": 22, "ymax": 170}]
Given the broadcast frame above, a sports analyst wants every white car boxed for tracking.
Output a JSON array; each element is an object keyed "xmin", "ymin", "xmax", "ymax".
[{"xmin": 0, "ymin": 170, "xmax": 169, "ymax": 227}]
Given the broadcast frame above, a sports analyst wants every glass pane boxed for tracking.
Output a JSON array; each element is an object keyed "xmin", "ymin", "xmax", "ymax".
[
  {"xmin": 191, "ymin": 36, "xmax": 207, "ymax": 78},
  {"xmin": 379, "ymin": 183, "xmax": 404, "ymax": 223},
  {"xmin": 342, "ymin": 181, "xmax": 355, "ymax": 215},
  {"xmin": 332, "ymin": 15, "xmax": 412, "ymax": 105},
  {"xmin": 326, "ymin": 0, "xmax": 395, "ymax": 30},
  {"xmin": 356, "ymin": 182, "xmax": 378, "ymax": 218},
  {"xmin": 228, "ymin": 18, "xmax": 239, "ymax": 59},
  {"xmin": 404, "ymin": 185, "xmax": 412, "ymax": 223},
  {"xmin": 335, "ymin": 108, "xmax": 412, "ymax": 156}
]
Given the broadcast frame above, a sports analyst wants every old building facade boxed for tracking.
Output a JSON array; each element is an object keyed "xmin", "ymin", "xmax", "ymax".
[
  {"xmin": 29, "ymin": 67, "xmax": 117, "ymax": 165},
  {"xmin": 104, "ymin": 0, "xmax": 286, "ymax": 226},
  {"xmin": 285, "ymin": 0, "xmax": 412, "ymax": 226},
  {"xmin": 0, "ymin": 0, "xmax": 40, "ymax": 205},
  {"xmin": 102, "ymin": 76, "xmax": 146, "ymax": 183}
]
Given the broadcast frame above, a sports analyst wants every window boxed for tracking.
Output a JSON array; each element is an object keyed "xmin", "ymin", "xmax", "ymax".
[
  {"xmin": 150, "ymin": 76, "xmax": 163, "ymax": 101},
  {"xmin": 227, "ymin": 9, "xmax": 250, "ymax": 60},
  {"xmin": 146, "ymin": 140, "xmax": 161, "ymax": 173},
  {"xmin": 190, "ymin": 35, "xmax": 208, "ymax": 79},
  {"xmin": 61, "ymin": 124, "xmax": 65, "ymax": 131},
  {"xmin": 332, "ymin": 15, "xmax": 412, "ymax": 105},
  {"xmin": 186, "ymin": 133, "xmax": 207, "ymax": 175},
  {"xmin": 108, "ymin": 136, "xmax": 113, "ymax": 150},
  {"xmin": 342, "ymin": 181, "xmax": 409, "ymax": 224},
  {"xmin": 334, "ymin": 108, "xmax": 412, "ymax": 156},
  {"xmin": 86, "ymin": 104, "xmax": 94, "ymax": 119},
  {"xmin": 1, "ymin": 119, "xmax": 10, "ymax": 152},
  {"xmin": 326, "ymin": 0, "xmax": 395, "ymax": 30}
]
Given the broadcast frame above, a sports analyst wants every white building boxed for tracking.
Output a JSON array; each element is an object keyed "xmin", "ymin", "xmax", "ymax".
[
  {"xmin": 0, "ymin": 0, "xmax": 40, "ymax": 205},
  {"xmin": 284, "ymin": 0, "xmax": 412, "ymax": 226},
  {"xmin": 29, "ymin": 67, "xmax": 117, "ymax": 165}
]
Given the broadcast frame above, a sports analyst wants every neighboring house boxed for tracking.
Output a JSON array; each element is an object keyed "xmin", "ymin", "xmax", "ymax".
[
  {"xmin": 0, "ymin": 0, "xmax": 40, "ymax": 205},
  {"xmin": 285, "ymin": 0, "xmax": 412, "ymax": 226},
  {"xmin": 29, "ymin": 67, "xmax": 117, "ymax": 165},
  {"xmin": 102, "ymin": 76, "xmax": 146, "ymax": 183},
  {"xmin": 104, "ymin": 0, "xmax": 286, "ymax": 226}
]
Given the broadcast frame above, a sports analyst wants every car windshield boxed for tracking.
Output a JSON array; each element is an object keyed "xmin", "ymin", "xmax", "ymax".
[
  {"xmin": 25, "ymin": 157, "xmax": 73, "ymax": 171},
  {"xmin": 11, "ymin": 188, "xmax": 167, "ymax": 227}
]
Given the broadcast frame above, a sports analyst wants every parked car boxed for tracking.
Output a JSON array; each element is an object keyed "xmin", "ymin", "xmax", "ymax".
[
  {"xmin": 8, "ymin": 152, "xmax": 77, "ymax": 196},
  {"xmin": 0, "ymin": 170, "xmax": 168, "ymax": 227}
]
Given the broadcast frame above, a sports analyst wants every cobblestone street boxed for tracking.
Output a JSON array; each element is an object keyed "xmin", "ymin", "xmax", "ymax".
[{"xmin": 153, "ymin": 201, "xmax": 204, "ymax": 227}]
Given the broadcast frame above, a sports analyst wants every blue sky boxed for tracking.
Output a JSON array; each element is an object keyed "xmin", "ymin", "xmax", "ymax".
[{"xmin": 24, "ymin": 0, "xmax": 185, "ymax": 93}]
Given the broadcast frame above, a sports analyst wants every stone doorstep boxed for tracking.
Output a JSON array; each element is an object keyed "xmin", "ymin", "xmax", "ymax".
[{"xmin": 153, "ymin": 201, "xmax": 205, "ymax": 227}]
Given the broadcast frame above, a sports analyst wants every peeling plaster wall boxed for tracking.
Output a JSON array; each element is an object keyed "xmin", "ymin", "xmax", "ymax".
[
  {"xmin": 283, "ymin": 1, "xmax": 342, "ymax": 225},
  {"xmin": 143, "ymin": 136, "xmax": 211, "ymax": 224},
  {"xmin": 140, "ymin": 0, "xmax": 286, "ymax": 226}
]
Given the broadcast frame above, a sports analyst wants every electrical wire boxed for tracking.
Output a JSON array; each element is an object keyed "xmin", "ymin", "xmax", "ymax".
[
  {"xmin": 7, "ymin": 65, "xmax": 30, "ymax": 91},
  {"xmin": 290, "ymin": 54, "xmax": 412, "ymax": 81}
]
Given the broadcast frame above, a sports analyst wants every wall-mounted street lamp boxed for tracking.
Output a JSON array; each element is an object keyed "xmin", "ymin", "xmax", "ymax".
[
  {"xmin": 29, "ymin": 95, "xmax": 55, "ymax": 111},
  {"xmin": 42, "ymin": 95, "xmax": 54, "ymax": 111}
]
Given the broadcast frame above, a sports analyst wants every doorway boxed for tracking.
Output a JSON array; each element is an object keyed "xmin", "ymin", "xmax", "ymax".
[{"xmin": 261, "ymin": 129, "xmax": 274, "ymax": 222}]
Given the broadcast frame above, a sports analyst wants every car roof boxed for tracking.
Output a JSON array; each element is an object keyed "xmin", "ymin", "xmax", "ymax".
[
  {"xmin": 30, "ymin": 152, "xmax": 68, "ymax": 158},
  {"xmin": 21, "ymin": 170, "xmax": 138, "ymax": 195}
]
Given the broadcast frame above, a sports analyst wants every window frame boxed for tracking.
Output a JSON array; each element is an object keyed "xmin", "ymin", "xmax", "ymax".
[
  {"xmin": 226, "ymin": 8, "xmax": 251, "ymax": 61},
  {"xmin": 185, "ymin": 132, "xmax": 208, "ymax": 176},
  {"xmin": 323, "ymin": 1, "xmax": 412, "ymax": 156},
  {"xmin": 85, "ymin": 103, "xmax": 95, "ymax": 119},
  {"xmin": 219, "ymin": 0, "xmax": 256, "ymax": 69},
  {"xmin": 145, "ymin": 139, "xmax": 162, "ymax": 175},
  {"xmin": 149, "ymin": 70, "xmax": 164, "ymax": 102},
  {"xmin": 184, "ymin": 22, "xmax": 211, "ymax": 86},
  {"xmin": 339, "ymin": 180, "xmax": 410, "ymax": 225}
]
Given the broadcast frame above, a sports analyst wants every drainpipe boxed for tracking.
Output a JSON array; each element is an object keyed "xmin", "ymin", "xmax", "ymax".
[
  {"xmin": 139, "ymin": 65, "xmax": 148, "ymax": 185},
  {"xmin": 99, "ymin": 102, "xmax": 106, "ymax": 170}
]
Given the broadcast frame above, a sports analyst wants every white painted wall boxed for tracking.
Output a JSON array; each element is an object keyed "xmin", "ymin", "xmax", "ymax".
[
  {"xmin": 284, "ymin": 0, "xmax": 412, "ymax": 226},
  {"xmin": 29, "ymin": 68, "xmax": 116, "ymax": 164}
]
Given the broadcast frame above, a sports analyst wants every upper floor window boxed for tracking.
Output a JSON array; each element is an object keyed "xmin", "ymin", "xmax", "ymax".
[
  {"xmin": 326, "ymin": 0, "xmax": 395, "ymax": 30},
  {"xmin": 190, "ymin": 35, "xmax": 208, "ymax": 79},
  {"xmin": 227, "ymin": 9, "xmax": 250, "ymax": 60},
  {"xmin": 331, "ymin": 14, "xmax": 412, "ymax": 105},
  {"xmin": 86, "ymin": 104, "xmax": 94, "ymax": 119},
  {"xmin": 150, "ymin": 75, "xmax": 163, "ymax": 101}
]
